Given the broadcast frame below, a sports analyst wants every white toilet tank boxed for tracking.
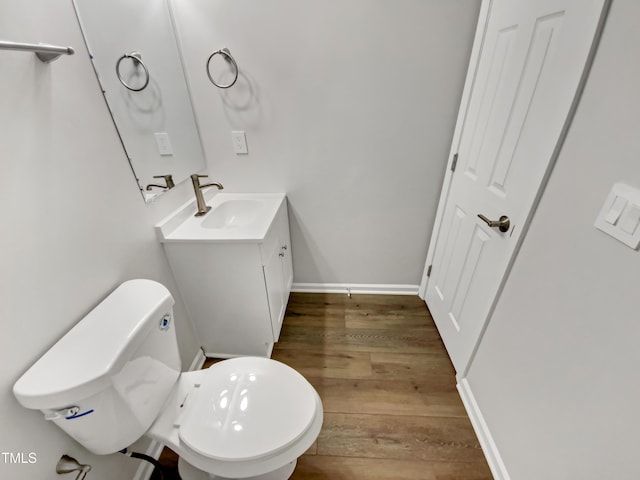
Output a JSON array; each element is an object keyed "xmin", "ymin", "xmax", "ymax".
[{"xmin": 13, "ymin": 279, "xmax": 182, "ymax": 454}]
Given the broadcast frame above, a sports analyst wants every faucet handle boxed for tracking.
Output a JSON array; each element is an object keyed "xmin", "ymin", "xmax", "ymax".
[{"xmin": 191, "ymin": 173, "xmax": 209, "ymax": 184}]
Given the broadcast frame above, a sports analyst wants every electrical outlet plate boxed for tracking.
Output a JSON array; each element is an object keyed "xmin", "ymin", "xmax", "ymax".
[{"xmin": 594, "ymin": 183, "xmax": 640, "ymax": 249}]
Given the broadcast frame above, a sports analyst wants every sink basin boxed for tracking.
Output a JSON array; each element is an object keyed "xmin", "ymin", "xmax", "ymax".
[
  {"xmin": 156, "ymin": 192, "xmax": 286, "ymax": 243},
  {"xmin": 201, "ymin": 199, "xmax": 265, "ymax": 229}
]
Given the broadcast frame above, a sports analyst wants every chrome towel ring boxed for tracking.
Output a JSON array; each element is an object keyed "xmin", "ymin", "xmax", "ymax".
[
  {"xmin": 206, "ymin": 48, "xmax": 238, "ymax": 89},
  {"xmin": 116, "ymin": 51, "xmax": 150, "ymax": 92}
]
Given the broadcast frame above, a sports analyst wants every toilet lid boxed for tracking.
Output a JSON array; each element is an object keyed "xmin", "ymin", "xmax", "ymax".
[{"xmin": 178, "ymin": 357, "xmax": 317, "ymax": 461}]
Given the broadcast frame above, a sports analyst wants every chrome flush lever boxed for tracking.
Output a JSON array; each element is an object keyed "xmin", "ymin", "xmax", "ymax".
[
  {"xmin": 56, "ymin": 455, "xmax": 91, "ymax": 480},
  {"xmin": 477, "ymin": 214, "xmax": 511, "ymax": 232}
]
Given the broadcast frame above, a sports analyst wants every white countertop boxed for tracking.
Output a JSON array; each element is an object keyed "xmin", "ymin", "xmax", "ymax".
[{"xmin": 155, "ymin": 192, "xmax": 286, "ymax": 243}]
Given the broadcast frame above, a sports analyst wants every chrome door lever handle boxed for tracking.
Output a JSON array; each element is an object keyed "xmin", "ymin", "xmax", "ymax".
[{"xmin": 478, "ymin": 214, "xmax": 510, "ymax": 232}]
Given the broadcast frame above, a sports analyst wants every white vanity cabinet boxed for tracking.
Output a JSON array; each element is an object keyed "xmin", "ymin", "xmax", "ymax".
[{"xmin": 158, "ymin": 194, "xmax": 293, "ymax": 358}]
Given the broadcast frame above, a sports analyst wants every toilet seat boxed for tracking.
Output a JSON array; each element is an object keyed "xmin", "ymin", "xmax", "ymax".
[
  {"xmin": 179, "ymin": 357, "xmax": 317, "ymax": 461},
  {"xmin": 147, "ymin": 357, "xmax": 323, "ymax": 479}
]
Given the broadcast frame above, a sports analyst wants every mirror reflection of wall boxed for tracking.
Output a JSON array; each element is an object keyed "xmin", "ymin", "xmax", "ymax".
[{"xmin": 73, "ymin": 0, "xmax": 207, "ymax": 202}]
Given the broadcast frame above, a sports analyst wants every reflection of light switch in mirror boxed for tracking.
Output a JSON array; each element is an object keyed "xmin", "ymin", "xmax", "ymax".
[
  {"xmin": 154, "ymin": 133, "xmax": 173, "ymax": 156},
  {"xmin": 595, "ymin": 183, "xmax": 640, "ymax": 249},
  {"xmin": 232, "ymin": 131, "xmax": 248, "ymax": 155}
]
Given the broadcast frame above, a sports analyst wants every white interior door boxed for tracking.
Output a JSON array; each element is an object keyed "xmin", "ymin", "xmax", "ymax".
[{"xmin": 424, "ymin": 0, "xmax": 607, "ymax": 372}]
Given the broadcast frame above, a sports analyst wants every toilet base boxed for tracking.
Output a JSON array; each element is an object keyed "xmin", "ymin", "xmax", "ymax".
[{"xmin": 177, "ymin": 457, "xmax": 297, "ymax": 480}]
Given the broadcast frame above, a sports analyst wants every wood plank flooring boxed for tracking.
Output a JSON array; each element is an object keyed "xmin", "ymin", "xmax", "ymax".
[{"xmin": 155, "ymin": 293, "xmax": 492, "ymax": 479}]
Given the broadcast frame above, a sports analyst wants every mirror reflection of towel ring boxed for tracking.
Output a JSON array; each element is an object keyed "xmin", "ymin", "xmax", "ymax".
[
  {"xmin": 116, "ymin": 51, "xmax": 150, "ymax": 92},
  {"xmin": 206, "ymin": 48, "xmax": 238, "ymax": 89}
]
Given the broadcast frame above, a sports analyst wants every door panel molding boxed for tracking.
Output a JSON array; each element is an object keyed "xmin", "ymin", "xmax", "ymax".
[{"xmin": 419, "ymin": 0, "xmax": 494, "ymax": 299}]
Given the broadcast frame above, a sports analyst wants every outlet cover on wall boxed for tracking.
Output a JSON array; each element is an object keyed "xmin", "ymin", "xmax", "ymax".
[{"xmin": 231, "ymin": 131, "xmax": 248, "ymax": 155}]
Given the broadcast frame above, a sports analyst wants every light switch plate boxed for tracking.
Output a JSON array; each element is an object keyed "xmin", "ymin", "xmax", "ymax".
[
  {"xmin": 154, "ymin": 132, "xmax": 173, "ymax": 156},
  {"xmin": 594, "ymin": 183, "xmax": 640, "ymax": 249},
  {"xmin": 231, "ymin": 131, "xmax": 248, "ymax": 155},
  {"xmin": 620, "ymin": 204, "xmax": 640, "ymax": 235},
  {"xmin": 604, "ymin": 196, "xmax": 626, "ymax": 225}
]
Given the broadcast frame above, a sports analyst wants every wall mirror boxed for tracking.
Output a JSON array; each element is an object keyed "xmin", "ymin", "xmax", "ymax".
[{"xmin": 72, "ymin": 0, "xmax": 207, "ymax": 202}]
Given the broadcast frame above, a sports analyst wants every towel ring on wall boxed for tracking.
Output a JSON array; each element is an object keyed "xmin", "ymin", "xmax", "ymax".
[
  {"xmin": 206, "ymin": 48, "xmax": 238, "ymax": 89},
  {"xmin": 116, "ymin": 51, "xmax": 150, "ymax": 92}
]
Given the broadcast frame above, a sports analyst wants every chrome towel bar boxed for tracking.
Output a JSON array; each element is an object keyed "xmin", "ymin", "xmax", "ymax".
[{"xmin": 0, "ymin": 40, "xmax": 74, "ymax": 63}]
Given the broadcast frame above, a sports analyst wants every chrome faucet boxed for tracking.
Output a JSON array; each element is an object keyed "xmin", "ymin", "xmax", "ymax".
[
  {"xmin": 145, "ymin": 174, "xmax": 175, "ymax": 191},
  {"xmin": 191, "ymin": 174, "xmax": 223, "ymax": 216}
]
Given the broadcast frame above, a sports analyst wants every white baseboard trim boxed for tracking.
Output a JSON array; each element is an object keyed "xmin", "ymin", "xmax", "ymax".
[
  {"xmin": 291, "ymin": 283, "xmax": 419, "ymax": 295},
  {"xmin": 188, "ymin": 347, "xmax": 206, "ymax": 372},
  {"xmin": 457, "ymin": 378, "xmax": 510, "ymax": 480},
  {"xmin": 132, "ymin": 348, "xmax": 207, "ymax": 480},
  {"xmin": 202, "ymin": 351, "xmax": 251, "ymax": 359},
  {"xmin": 203, "ymin": 343, "xmax": 274, "ymax": 359}
]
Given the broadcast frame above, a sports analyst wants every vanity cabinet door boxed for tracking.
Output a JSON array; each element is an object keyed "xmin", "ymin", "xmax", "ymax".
[
  {"xmin": 261, "ymin": 201, "xmax": 293, "ymax": 341},
  {"xmin": 263, "ymin": 243, "xmax": 286, "ymax": 341},
  {"xmin": 279, "ymin": 207, "xmax": 294, "ymax": 295}
]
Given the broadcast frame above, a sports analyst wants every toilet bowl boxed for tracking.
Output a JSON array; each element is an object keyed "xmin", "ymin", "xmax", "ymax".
[{"xmin": 13, "ymin": 279, "xmax": 322, "ymax": 480}]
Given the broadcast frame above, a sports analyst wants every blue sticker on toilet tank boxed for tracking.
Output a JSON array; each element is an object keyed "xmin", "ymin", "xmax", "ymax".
[{"xmin": 159, "ymin": 314, "xmax": 171, "ymax": 331}]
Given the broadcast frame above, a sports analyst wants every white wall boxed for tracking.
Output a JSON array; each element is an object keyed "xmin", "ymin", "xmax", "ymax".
[
  {"xmin": 0, "ymin": 0, "xmax": 200, "ymax": 478},
  {"xmin": 465, "ymin": 1, "xmax": 640, "ymax": 478},
  {"xmin": 171, "ymin": 0, "xmax": 481, "ymax": 286}
]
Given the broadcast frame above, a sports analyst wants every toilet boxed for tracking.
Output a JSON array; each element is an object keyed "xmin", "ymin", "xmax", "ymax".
[{"xmin": 13, "ymin": 279, "xmax": 323, "ymax": 480}]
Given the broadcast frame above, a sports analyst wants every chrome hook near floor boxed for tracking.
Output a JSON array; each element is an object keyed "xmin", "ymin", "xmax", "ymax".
[{"xmin": 56, "ymin": 455, "xmax": 91, "ymax": 480}]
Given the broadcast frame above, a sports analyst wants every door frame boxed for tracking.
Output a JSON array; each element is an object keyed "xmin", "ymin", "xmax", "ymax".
[{"xmin": 419, "ymin": 0, "xmax": 610, "ymax": 377}]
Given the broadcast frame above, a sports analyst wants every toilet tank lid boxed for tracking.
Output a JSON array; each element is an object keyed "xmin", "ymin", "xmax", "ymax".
[{"xmin": 13, "ymin": 279, "xmax": 175, "ymax": 410}]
